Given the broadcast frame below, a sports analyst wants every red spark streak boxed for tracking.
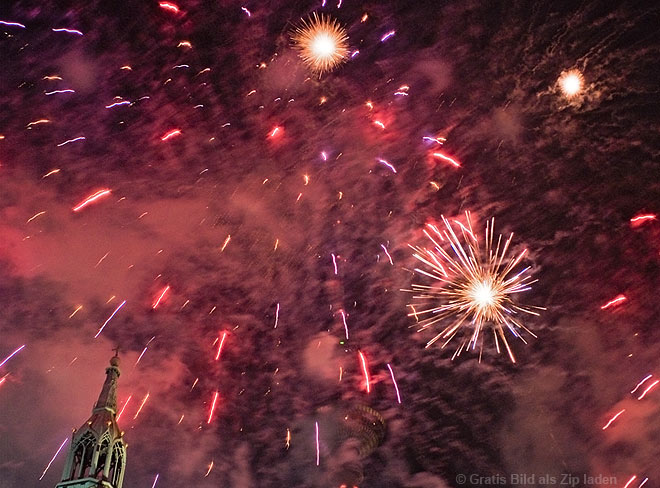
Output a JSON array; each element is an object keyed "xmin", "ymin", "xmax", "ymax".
[
  {"xmin": 387, "ymin": 363, "xmax": 402, "ymax": 404},
  {"xmin": 269, "ymin": 126, "xmax": 282, "ymax": 138},
  {"xmin": 602, "ymin": 409, "xmax": 625, "ymax": 430},
  {"xmin": 133, "ymin": 393, "xmax": 150, "ymax": 420},
  {"xmin": 159, "ymin": 2, "xmax": 179, "ymax": 13},
  {"xmin": 630, "ymin": 214, "xmax": 656, "ymax": 227},
  {"xmin": 215, "ymin": 332, "xmax": 228, "ymax": 360},
  {"xmin": 207, "ymin": 391, "xmax": 219, "ymax": 423},
  {"xmin": 152, "ymin": 285, "xmax": 170, "ymax": 309},
  {"xmin": 160, "ymin": 129, "xmax": 181, "ymax": 141},
  {"xmin": 432, "ymin": 152, "xmax": 461, "ymax": 168},
  {"xmin": 117, "ymin": 395, "xmax": 132, "ymax": 421},
  {"xmin": 72, "ymin": 189, "xmax": 111, "ymax": 212},
  {"xmin": 638, "ymin": 379, "xmax": 659, "ymax": 400},
  {"xmin": 358, "ymin": 351, "xmax": 371, "ymax": 393},
  {"xmin": 600, "ymin": 294, "xmax": 627, "ymax": 310}
]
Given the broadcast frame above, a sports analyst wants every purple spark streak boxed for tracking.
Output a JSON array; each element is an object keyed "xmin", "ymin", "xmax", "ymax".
[
  {"xmin": 274, "ymin": 302, "xmax": 280, "ymax": 328},
  {"xmin": 380, "ymin": 30, "xmax": 396, "ymax": 42},
  {"xmin": 377, "ymin": 158, "xmax": 397, "ymax": 174},
  {"xmin": 151, "ymin": 474, "xmax": 160, "ymax": 488},
  {"xmin": 241, "ymin": 7, "xmax": 251, "ymax": 16},
  {"xmin": 94, "ymin": 300, "xmax": 127, "ymax": 339},
  {"xmin": 387, "ymin": 364, "xmax": 402, "ymax": 404},
  {"xmin": 105, "ymin": 101, "xmax": 131, "ymax": 109},
  {"xmin": 0, "ymin": 344, "xmax": 26, "ymax": 368},
  {"xmin": 52, "ymin": 27, "xmax": 83, "ymax": 35},
  {"xmin": 57, "ymin": 136, "xmax": 86, "ymax": 147},
  {"xmin": 0, "ymin": 20, "xmax": 26, "ymax": 28}
]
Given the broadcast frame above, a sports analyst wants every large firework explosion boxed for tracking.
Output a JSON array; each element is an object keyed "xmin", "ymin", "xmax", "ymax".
[
  {"xmin": 407, "ymin": 213, "xmax": 543, "ymax": 363},
  {"xmin": 290, "ymin": 13, "xmax": 349, "ymax": 75}
]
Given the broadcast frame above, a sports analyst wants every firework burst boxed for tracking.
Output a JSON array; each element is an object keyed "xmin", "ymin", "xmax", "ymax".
[
  {"xmin": 406, "ymin": 212, "xmax": 543, "ymax": 363},
  {"xmin": 291, "ymin": 13, "xmax": 349, "ymax": 75},
  {"xmin": 558, "ymin": 69, "xmax": 584, "ymax": 98}
]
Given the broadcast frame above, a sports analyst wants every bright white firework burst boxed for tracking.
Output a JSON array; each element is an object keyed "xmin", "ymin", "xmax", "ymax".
[
  {"xmin": 291, "ymin": 13, "xmax": 349, "ymax": 75},
  {"xmin": 406, "ymin": 212, "xmax": 544, "ymax": 363},
  {"xmin": 558, "ymin": 69, "xmax": 584, "ymax": 98}
]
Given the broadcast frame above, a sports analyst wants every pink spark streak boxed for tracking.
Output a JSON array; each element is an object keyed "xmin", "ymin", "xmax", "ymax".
[
  {"xmin": 600, "ymin": 294, "xmax": 627, "ymax": 310},
  {"xmin": 358, "ymin": 351, "xmax": 371, "ymax": 393},
  {"xmin": 39, "ymin": 437, "xmax": 69, "ymax": 480},
  {"xmin": 432, "ymin": 151, "xmax": 461, "ymax": 167},
  {"xmin": 215, "ymin": 332, "xmax": 228, "ymax": 360},
  {"xmin": 94, "ymin": 300, "xmax": 127, "ymax": 338},
  {"xmin": 315, "ymin": 421, "xmax": 320, "ymax": 466},
  {"xmin": 602, "ymin": 409, "xmax": 625, "ymax": 430},
  {"xmin": 0, "ymin": 344, "xmax": 26, "ymax": 368},
  {"xmin": 207, "ymin": 391, "xmax": 219, "ymax": 423},
  {"xmin": 161, "ymin": 129, "xmax": 181, "ymax": 141},
  {"xmin": 387, "ymin": 363, "xmax": 402, "ymax": 404}
]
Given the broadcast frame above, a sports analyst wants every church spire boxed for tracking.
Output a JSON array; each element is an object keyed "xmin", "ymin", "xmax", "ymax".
[
  {"xmin": 56, "ymin": 352, "xmax": 127, "ymax": 488},
  {"xmin": 93, "ymin": 349, "xmax": 121, "ymax": 414}
]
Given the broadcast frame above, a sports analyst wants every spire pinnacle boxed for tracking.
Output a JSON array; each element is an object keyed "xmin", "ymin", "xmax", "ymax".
[{"xmin": 93, "ymin": 353, "xmax": 121, "ymax": 414}]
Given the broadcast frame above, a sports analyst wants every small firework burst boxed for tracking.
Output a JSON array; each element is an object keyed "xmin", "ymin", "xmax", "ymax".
[
  {"xmin": 405, "ymin": 212, "xmax": 543, "ymax": 362},
  {"xmin": 558, "ymin": 69, "xmax": 584, "ymax": 98},
  {"xmin": 291, "ymin": 13, "xmax": 349, "ymax": 75}
]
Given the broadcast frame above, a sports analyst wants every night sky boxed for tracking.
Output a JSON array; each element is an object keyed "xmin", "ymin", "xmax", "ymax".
[{"xmin": 1, "ymin": 1, "xmax": 660, "ymax": 487}]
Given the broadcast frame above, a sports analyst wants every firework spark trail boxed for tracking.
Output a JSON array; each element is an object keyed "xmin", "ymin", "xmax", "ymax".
[
  {"xmin": 623, "ymin": 476, "xmax": 637, "ymax": 488},
  {"xmin": 221, "ymin": 235, "xmax": 231, "ymax": 252},
  {"xmin": 152, "ymin": 286, "xmax": 170, "ymax": 309},
  {"xmin": 387, "ymin": 363, "xmax": 402, "ymax": 404},
  {"xmin": 631, "ymin": 375, "xmax": 653, "ymax": 394},
  {"xmin": 0, "ymin": 20, "xmax": 26, "ymax": 28},
  {"xmin": 291, "ymin": 13, "xmax": 349, "ymax": 74},
  {"xmin": 406, "ymin": 212, "xmax": 543, "ymax": 363},
  {"xmin": 0, "ymin": 373, "xmax": 8, "ymax": 388},
  {"xmin": 380, "ymin": 30, "xmax": 396, "ymax": 42},
  {"xmin": 331, "ymin": 253, "xmax": 338, "ymax": 274},
  {"xmin": 215, "ymin": 332, "xmax": 228, "ymax": 360},
  {"xmin": 151, "ymin": 474, "xmax": 160, "ymax": 488},
  {"xmin": 135, "ymin": 337, "xmax": 155, "ymax": 366},
  {"xmin": 602, "ymin": 409, "xmax": 625, "ymax": 430},
  {"xmin": 45, "ymin": 89, "xmax": 75, "ymax": 95},
  {"xmin": 105, "ymin": 101, "xmax": 131, "ymax": 109},
  {"xmin": 339, "ymin": 309, "xmax": 349, "ymax": 340},
  {"xmin": 637, "ymin": 380, "xmax": 659, "ymax": 400},
  {"xmin": 94, "ymin": 300, "xmax": 127, "ymax": 338},
  {"xmin": 207, "ymin": 391, "xmax": 219, "ymax": 423},
  {"xmin": 160, "ymin": 129, "xmax": 181, "ymax": 141},
  {"xmin": 204, "ymin": 461, "xmax": 214, "ymax": 477},
  {"xmin": 133, "ymin": 393, "xmax": 150, "ymax": 420},
  {"xmin": 630, "ymin": 214, "xmax": 656, "ymax": 227},
  {"xmin": 57, "ymin": 136, "xmax": 86, "ymax": 147},
  {"xmin": 269, "ymin": 126, "xmax": 281, "ymax": 138},
  {"xmin": 274, "ymin": 303, "xmax": 280, "ymax": 328},
  {"xmin": 241, "ymin": 7, "xmax": 251, "ymax": 16},
  {"xmin": 0, "ymin": 344, "xmax": 26, "ymax": 368},
  {"xmin": 159, "ymin": 2, "xmax": 179, "ymax": 13},
  {"xmin": 377, "ymin": 158, "xmax": 397, "ymax": 173},
  {"xmin": 639, "ymin": 478, "xmax": 649, "ymax": 487},
  {"xmin": 315, "ymin": 421, "xmax": 320, "ymax": 466},
  {"xmin": 432, "ymin": 152, "xmax": 461, "ymax": 168},
  {"xmin": 381, "ymin": 244, "xmax": 394, "ymax": 265},
  {"xmin": 600, "ymin": 295, "xmax": 627, "ymax": 309},
  {"xmin": 116, "ymin": 395, "xmax": 132, "ymax": 421},
  {"xmin": 52, "ymin": 27, "xmax": 83, "ymax": 35},
  {"xmin": 73, "ymin": 189, "xmax": 111, "ymax": 212},
  {"xmin": 358, "ymin": 351, "xmax": 371, "ymax": 393},
  {"xmin": 286, "ymin": 428, "xmax": 291, "ymax": 449},
  {"xmin": 38, "ymin": 437, "xmax": 69, "ymax": 480}
]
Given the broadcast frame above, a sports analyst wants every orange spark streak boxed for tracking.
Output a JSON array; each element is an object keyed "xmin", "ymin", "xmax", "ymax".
[
  {"xmin": 152, "ymin": 285, "xmax": 170, "ymax": 309},
  {"xmin": 432, "ymin": 152, "xmax": 461, "ymax": 167},
  {"xmin": 358, "ymin": 351, "xmax": 370, "ymax": 393},
  {"xmin": 133, "ymin": 393, "xmax": 150, "ymax": 420}
]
